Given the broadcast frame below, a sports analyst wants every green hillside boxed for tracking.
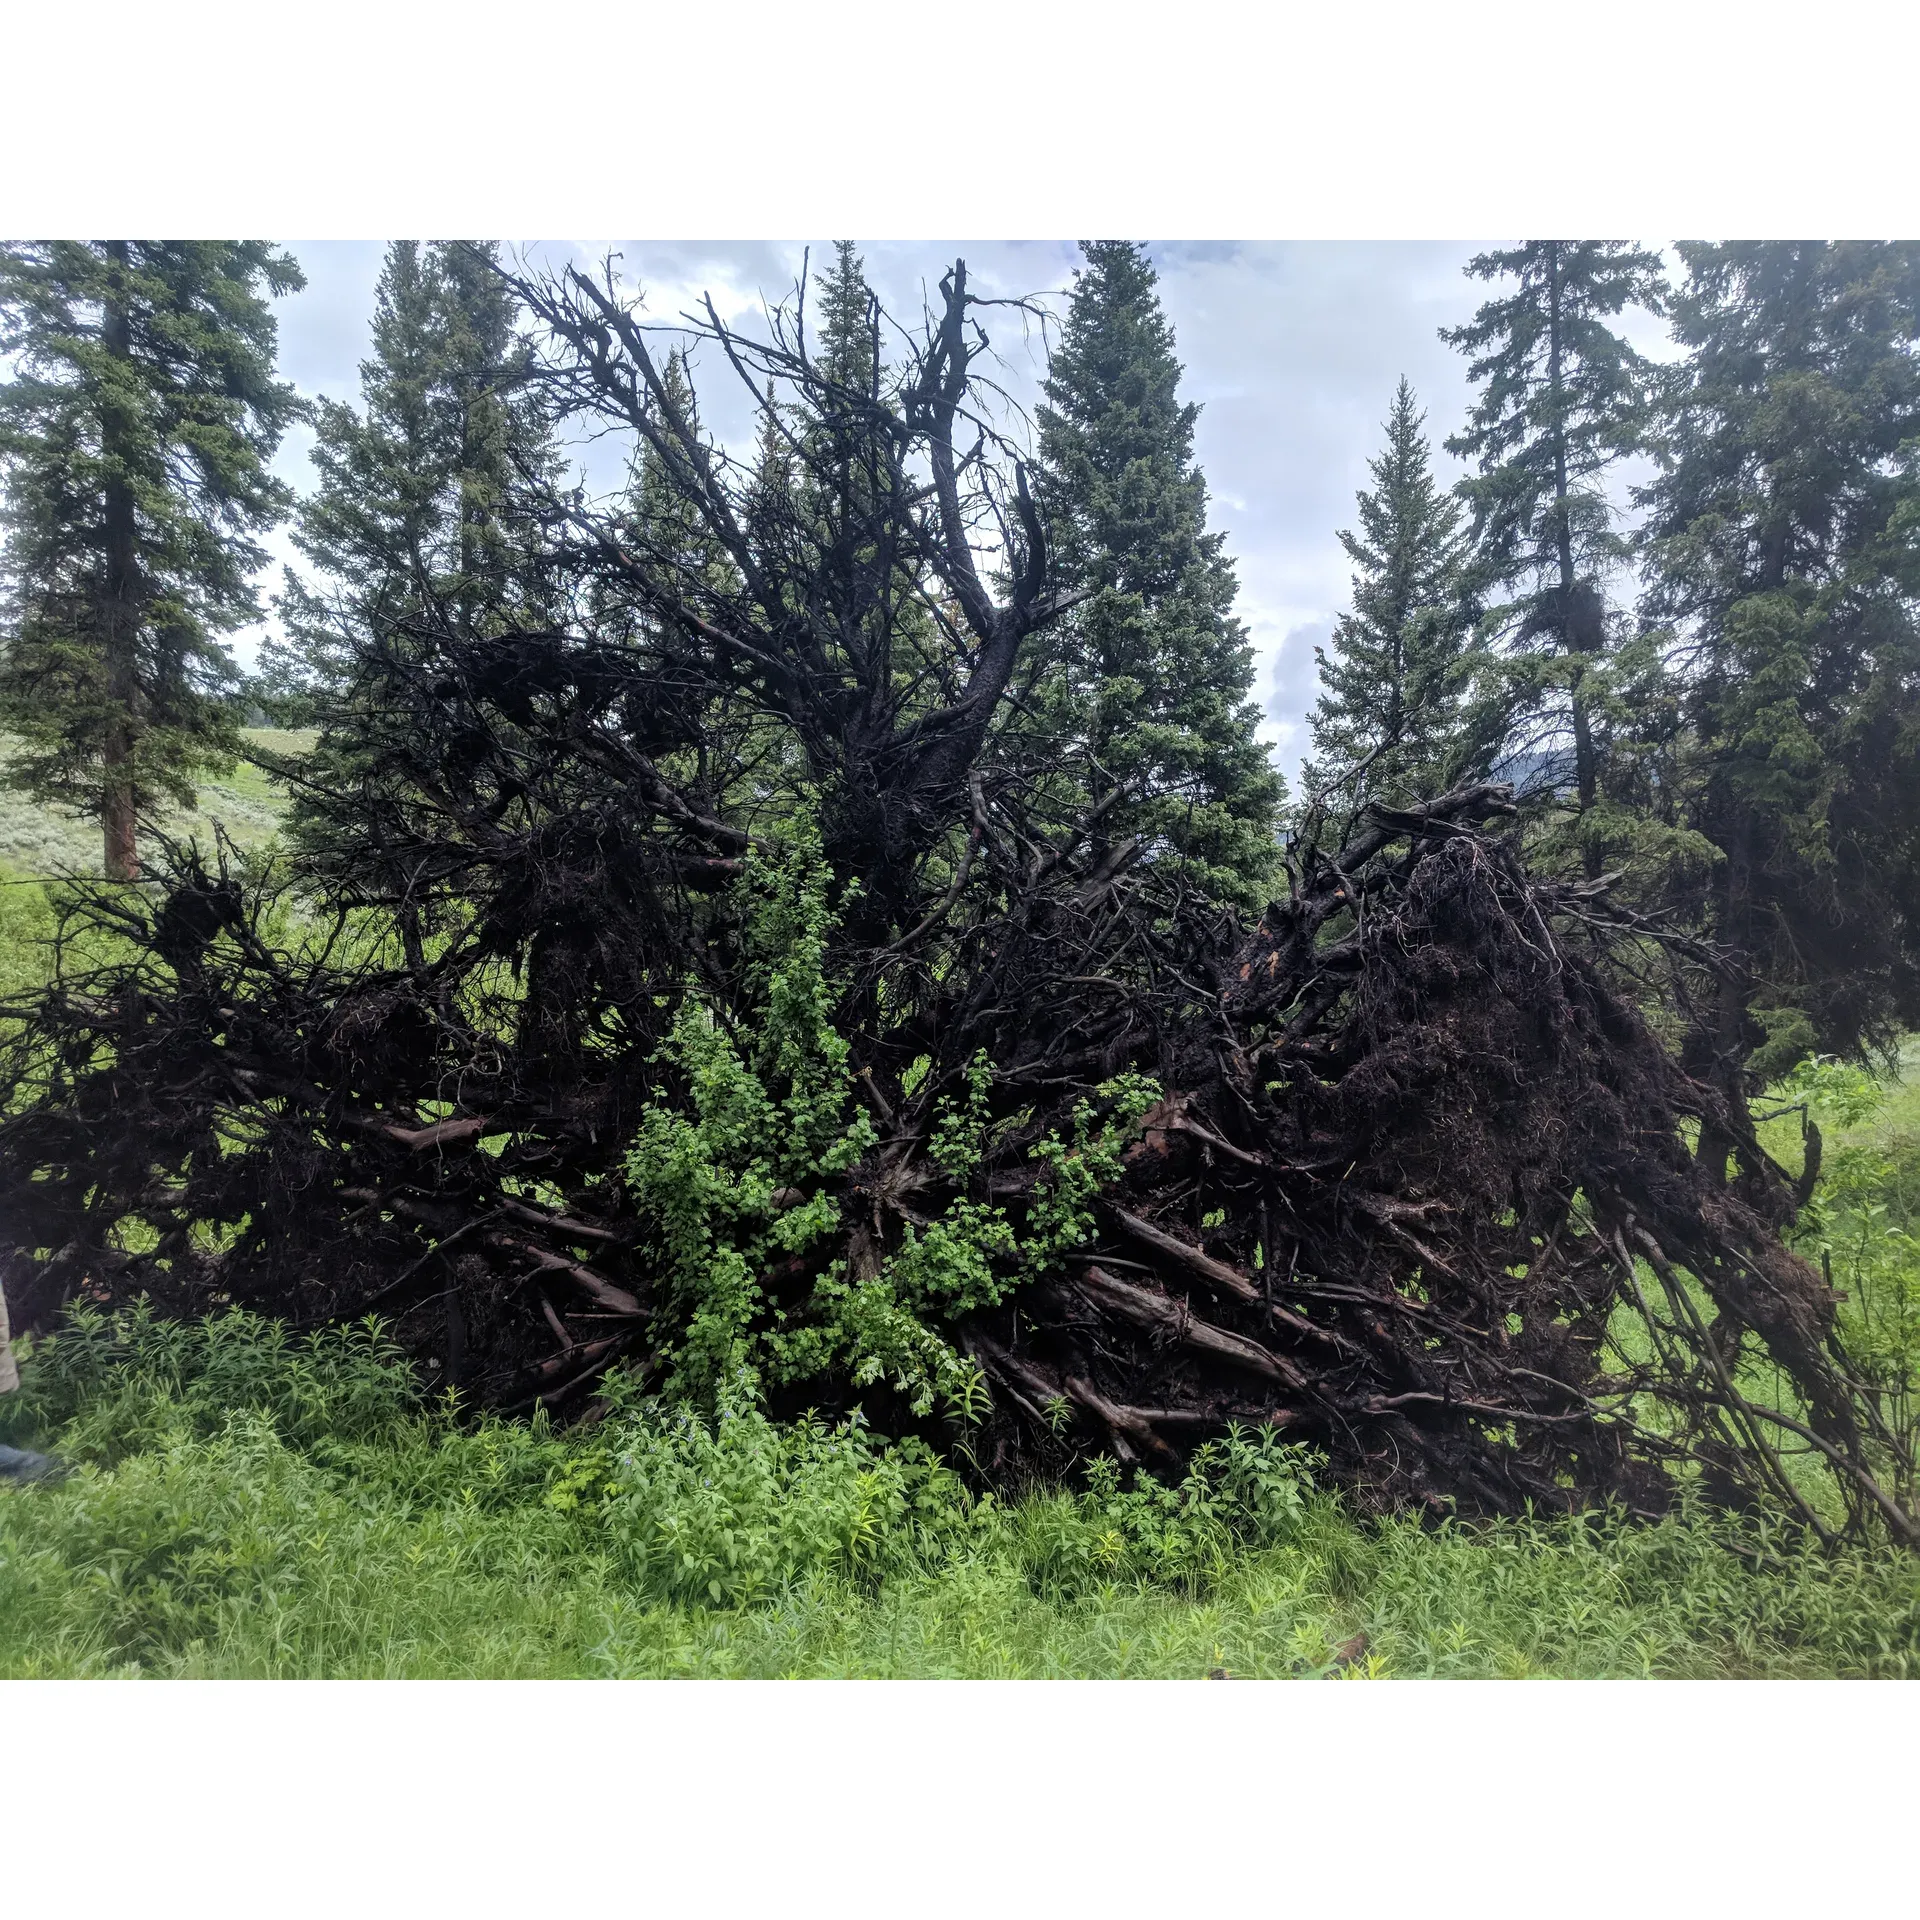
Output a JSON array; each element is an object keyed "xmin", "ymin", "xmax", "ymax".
[{"xmin": 0, "ymin": 729, "xmax": 311, "ymax": 880}]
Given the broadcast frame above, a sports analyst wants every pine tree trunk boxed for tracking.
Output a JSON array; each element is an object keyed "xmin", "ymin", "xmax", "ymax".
[
  {"xmin": 1546, "ymin": 245, "xmax": 1601, "ymax": 874},
  {"xmin": 101, "ymin": 768, "xmax": 138, "ymax": 882},
  {"xmin": 1697, "ymin": 809, "xmax": 1757, "ymax": 1187},
  {"xmin": 100, "ymin": 242, "xmax": 141, "ymax": 884},
  {"xmin": 1568, "ymin": 679, "xmax": 1599, "ymax": 835}
]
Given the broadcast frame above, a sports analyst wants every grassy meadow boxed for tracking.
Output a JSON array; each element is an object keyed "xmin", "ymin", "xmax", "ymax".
[{"xmin": 0, "ymin": 729, "xmax": 314, "ymax": 880}]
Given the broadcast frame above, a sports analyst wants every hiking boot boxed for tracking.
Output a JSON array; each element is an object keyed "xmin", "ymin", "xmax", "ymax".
[{"xmin": 0, "ymin": 1443, "xmax": 63, "ymax": 1483}]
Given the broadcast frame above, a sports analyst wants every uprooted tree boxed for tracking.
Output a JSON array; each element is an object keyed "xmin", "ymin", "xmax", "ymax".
[{"xmin": 1, "ymin": 249, "xmax": 1913, "ymax": 1547}]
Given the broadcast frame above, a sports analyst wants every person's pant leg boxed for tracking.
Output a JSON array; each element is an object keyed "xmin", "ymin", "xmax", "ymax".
[{"xmin": 0, "ymin": 1282, "xmax": 18, "ymax": 1395}]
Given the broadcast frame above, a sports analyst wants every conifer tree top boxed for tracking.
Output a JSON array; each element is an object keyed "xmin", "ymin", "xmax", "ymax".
[
  {"xmin": 1037, "ymin": 241, "xmax": 1212, "ymax": 600},
  {"xmin": 0, "ymin": 241, "xmax": 306, "ymax": 851},
  {"xmin": 1304, "ymin": 377, "xmax": 1472, "ymax": 807},
  {"xmin": 0, "ymin": 241, "xmax": 307, "ymax": 612},
  {"xmin": 1441, "ymin": 239, "xmax": 1666, "ymax": 591}
]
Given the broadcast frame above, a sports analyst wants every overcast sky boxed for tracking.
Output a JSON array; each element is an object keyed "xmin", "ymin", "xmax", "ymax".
[{"xmin": 265, "ymin": 240, "xmax": 1669, "ymax": 785}]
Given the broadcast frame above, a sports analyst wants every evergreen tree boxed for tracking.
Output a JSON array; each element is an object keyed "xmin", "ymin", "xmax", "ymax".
[
  {"xmin": 1304, "ymin": 378, "xmax": 1473, "ymax": 809},
  {"xmin": 630, "ymin": 350, "xmax": 732, "ymax": 586},
  {"xmin": 788, "ymin": 239, "xmax": 956, "ymax": 884},
  {"xmin": 786, "ymin": 241, "xmax": 885, "ymax": 551},
  {"xmin": 0, "ymin": 241, "xmax": 304, "ymax": 878},
  {"xmin": 1638, "ymin": 241, "xmax": 1920, "ymax": 1078},
  {"xmin": 436, "ymin": 239, "xmax": 543, "ymax": 624},
  {"xmin": 745, "ymin": 375, "xmax": 797, "ymax": 543},
  {"xmin": 800, "ymin": 241, "xmax": 890, "ymax": 586},
  {"xmin": 814, "ymin": 239, "xmax": 878, "ymax": 399},
  {"xmin": 269, "ymin": 239, "xmax": 553, "ymax": 703},
  {"xmin": 611, "ymin": 348, "xmax": 758, "ymax": 797},
  {"xmin": 276, "ymin": 241, "xmax": 559, "ymax": 940},
  {"xmin": 1442, "ymin": 241, "xmax": 1666, "ymax": 840},
  {"xmin": 1035, "ymin": 241, "xmax": 1282, "ymax": 911}
]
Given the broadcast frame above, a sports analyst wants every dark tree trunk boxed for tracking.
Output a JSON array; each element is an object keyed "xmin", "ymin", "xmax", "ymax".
[
  {"xmin": 100, "ymin": 240, "xmax": 141, "ymax": 884},
  {"xmin": 1546, "ymin": 243, "xmax": 1601, "ymax": 873}
]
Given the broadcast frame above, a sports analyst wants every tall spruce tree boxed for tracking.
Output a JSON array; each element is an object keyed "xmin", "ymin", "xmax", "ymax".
[
  {"xmin": 814, "ymin": 239, "xmax": 878, "ymax": 398},
  {"xmin": 1035, "ymin": 241, "xmax": 1282, "ymax": 912},
  {"xmin": 788, "ymin": 242, "xmax": 885, "ymax": 552},
  {"xmin": 0, "ymin": 241, "xmax": 304, "ymax": 878},
  {"xmin": 269, "ymin": 239, "xmax": 553, "ymax": 703},
  {"xmin": 1304, "ymin": 378, "xmax": 1473, "ymax": 809},
  {"xmin": 614, "ymin": 348, "xmax": 762, "ymax": 806},
  {"xmin": 621, "ymin": 350, "xmax": 730, "ymax": 584},
  {"xmin": 274, "ymin": 241, "xmax": 558, "ymax": 937},
  {"xmin": 801, "ymin": 241, "xmax": 891, "ymax": 636},
  {"xmin": 1638, "ymin": 241, "xmax": 1920, "ymax": 1081},
  {"xmin": 1442, "ymin": 241, "xmax": 1666, "ymax": 846}
]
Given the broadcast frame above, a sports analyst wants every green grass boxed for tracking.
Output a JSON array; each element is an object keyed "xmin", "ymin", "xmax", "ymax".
[
  {"xmin": 0, "ymin": 728, "xmax": 311, "ymax": 880},
  {"xmin": 2, "ymin": 1306, "xmax": 1915, "ymax": 1679},
  {"xmin": 0, "ymin": 728, "xmax": 312, "ymax": 1003},
  {"xmin": 1757, "ymin": 1039, "xmax": 1920, "ymax": 1492}
]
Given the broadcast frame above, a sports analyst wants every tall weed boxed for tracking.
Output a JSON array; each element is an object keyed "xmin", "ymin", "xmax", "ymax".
[{"xmin": 0, "ymin": 1302, "xmax": 419, "ymax": 1462}]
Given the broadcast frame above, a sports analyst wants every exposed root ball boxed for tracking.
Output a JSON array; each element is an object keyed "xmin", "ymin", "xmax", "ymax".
[{"xmin": 0, "ymin": 792, "xmax": 1906, "ymax": 1544}]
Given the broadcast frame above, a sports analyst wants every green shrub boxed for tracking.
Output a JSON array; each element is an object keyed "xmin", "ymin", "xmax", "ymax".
[
  {"xmin": 623, "ymin": 824, "xmax": 1156, "ymax": 1420},
  {"xmin": 593, "ymin": 1388, "xmax": 978, "ymax": 1606},
  {"xmin": 1013, "ymin": 1427, "xmax": 1313, "ymax": 1601}
]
